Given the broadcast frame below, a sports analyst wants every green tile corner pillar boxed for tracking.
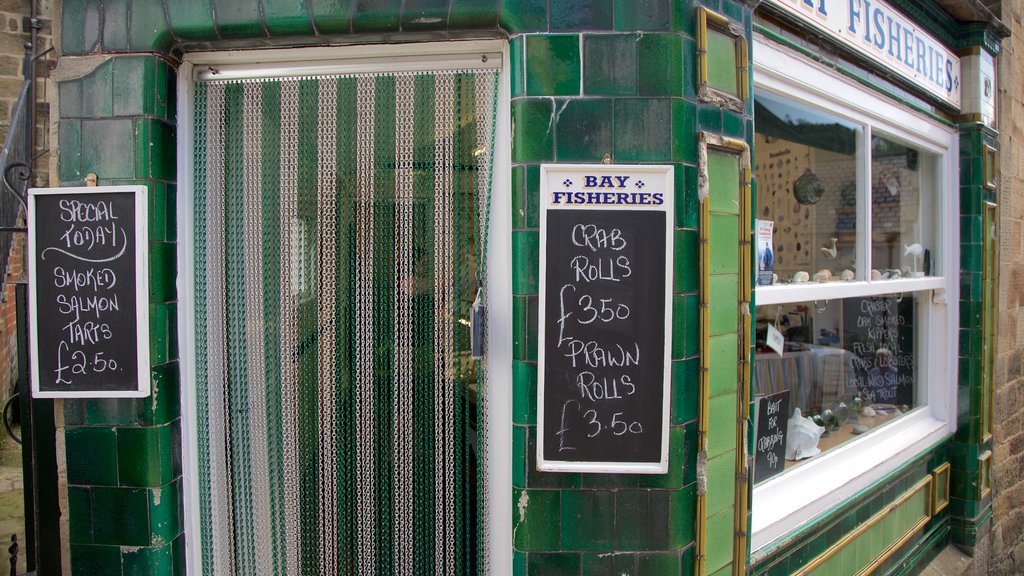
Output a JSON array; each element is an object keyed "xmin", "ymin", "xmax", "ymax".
[{"xmin": 54, "ymin": 53, "xmax": 183, "ymax": 576}]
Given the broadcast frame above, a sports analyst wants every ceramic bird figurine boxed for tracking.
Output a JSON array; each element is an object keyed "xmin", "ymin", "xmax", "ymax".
[{"xmin": 820, "ymin": 237, "xmax": 838, "ymax": 259}]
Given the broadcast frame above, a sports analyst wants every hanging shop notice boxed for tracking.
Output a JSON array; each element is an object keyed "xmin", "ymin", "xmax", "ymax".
[
  {"xmin": 537, "ymin": 165, "xmax": 674, "ymax": 474},
  {"xmin": 28, "ymin": 186, "xmax": 150, "ymax": 398}
]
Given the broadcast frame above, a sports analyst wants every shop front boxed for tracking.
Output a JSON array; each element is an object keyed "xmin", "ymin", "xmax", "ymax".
[{"xmin": 44, "ymin": 0, "xmax": 1005, "ymax": 574}]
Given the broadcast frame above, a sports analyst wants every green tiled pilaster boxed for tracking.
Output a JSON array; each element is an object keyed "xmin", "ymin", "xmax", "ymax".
[{"xmin": 58, "ymin": 54, "xmax": 184, "ymax": 574}]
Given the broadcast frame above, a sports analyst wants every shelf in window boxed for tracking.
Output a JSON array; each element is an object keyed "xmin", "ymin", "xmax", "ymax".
[{"xmin": 755, "ymin": 276, "xmax": 946, "ymax": 306}]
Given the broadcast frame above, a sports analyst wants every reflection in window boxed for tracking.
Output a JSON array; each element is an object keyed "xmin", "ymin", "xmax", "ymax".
[
  {"xmin": 871, "ymin": 136, "xmax": 935, "ymax": 277},
  {"xmin": 753, "ymin": 294, "xmax": 919, "ymax": 481}
]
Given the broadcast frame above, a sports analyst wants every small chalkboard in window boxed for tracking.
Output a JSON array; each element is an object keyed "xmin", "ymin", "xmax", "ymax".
[
  {"xmin": 28, "ymin": 186, "xmax": 150, "ymax": 398},
  {"xmin": 753, "ymin": 390, "xmax": 789, "ymax": 483}
]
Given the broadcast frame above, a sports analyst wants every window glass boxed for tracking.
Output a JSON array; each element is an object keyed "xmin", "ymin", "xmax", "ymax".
[
  {"xmin": 871, "ymin": 136, "xmax": 936, "ymax": 277},
  {"xmin": 753, "ymin": 294, "xmax": 920, "ymax": 476},
  {"xmin": 754, "ymin": 91, "xmax": 860, "ymax": 284}
]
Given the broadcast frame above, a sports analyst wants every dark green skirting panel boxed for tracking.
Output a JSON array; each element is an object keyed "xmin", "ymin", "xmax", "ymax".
[{"xmin": 57, "ymin": 55, "xmax": 183, "ymax": 576}]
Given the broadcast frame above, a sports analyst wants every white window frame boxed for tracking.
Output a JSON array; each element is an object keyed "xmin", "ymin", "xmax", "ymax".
[
  {"xmin": 750, "ymin": 35, "xmax": 959, "ymax": 555},
  {"xmin": 175, "ymin": 41, "xmax": 513, "ymax": 575}
]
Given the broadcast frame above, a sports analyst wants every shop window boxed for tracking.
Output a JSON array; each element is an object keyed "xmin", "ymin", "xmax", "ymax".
[{"xmin": 751, "ymin": 37, "xmax": 957, "ymax": 551}]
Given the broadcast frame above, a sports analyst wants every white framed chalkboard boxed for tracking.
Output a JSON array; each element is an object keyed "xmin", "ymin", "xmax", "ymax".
[
  {"xmin": 27, "ymin": 186, "xmax": 151, "ymax": 398},
  {"xmin": 536, "ymin": 165, "xmax": 674, "ymax": 474}
]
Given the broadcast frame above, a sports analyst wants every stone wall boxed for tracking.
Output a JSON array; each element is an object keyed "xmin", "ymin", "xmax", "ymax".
[{"xmin": 991, "ymin": 2, "xmax": 1024, "ymax": 574}]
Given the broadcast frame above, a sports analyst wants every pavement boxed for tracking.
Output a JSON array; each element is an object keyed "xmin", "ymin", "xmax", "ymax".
[{"xmin": 0, "ymin": 424, "xmax": 27, "ymax": 575}]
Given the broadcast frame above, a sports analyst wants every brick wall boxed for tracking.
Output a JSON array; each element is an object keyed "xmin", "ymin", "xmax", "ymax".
[{"xmin": 991, "ymin": 3, "xmax": 1024, "ymax": 574}]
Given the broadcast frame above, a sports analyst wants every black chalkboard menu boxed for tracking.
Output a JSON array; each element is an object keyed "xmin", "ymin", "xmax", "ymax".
[
  {"xmin": 842, "ymin": 295, "xmax": 915, "ymax": 406},
  {"xmin": 753, "ymin": 390, "xmax": 789, "ymax": 484},
  {"xmin": 28, "ymin": 186, "xmax": 150, "ymax": 398},
  {"xmin": 537, "ymin": 165, "xmax": 673, "ymax": 474}
]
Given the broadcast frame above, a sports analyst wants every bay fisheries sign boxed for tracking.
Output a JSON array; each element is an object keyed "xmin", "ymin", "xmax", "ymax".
[
  {"xmin": 764, "ymin": 0, "xmax": 961, "ymax": 108},
  {"xmin": 537, "ymin": 165, "xmax": 673, "ymax": 474},
  {"xmin": 28, "ymin": 186, "xmax": 150, "ymax": 398}
]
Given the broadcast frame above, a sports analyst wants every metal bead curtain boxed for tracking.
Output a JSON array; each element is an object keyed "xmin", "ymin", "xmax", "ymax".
[{"xmin": 192, "ymin": 68, "xmax": 498, "ymax": 576}]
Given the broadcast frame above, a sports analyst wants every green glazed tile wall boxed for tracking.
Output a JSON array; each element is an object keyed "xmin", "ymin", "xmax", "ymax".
[
  {"xmin": 509, "ymin": 2, "xmax": 754, "ymax": 573},
  {"xmin": 57, "ymin": 55, "xmax": 184, "ymax": 576}
]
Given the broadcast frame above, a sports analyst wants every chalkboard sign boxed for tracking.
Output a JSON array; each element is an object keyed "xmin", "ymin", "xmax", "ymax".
[
  {"xmin": 28, "ymin": 186, "xmax": 150, "ymax": 398},
  {"xmin": 537, "ymin": 165, "xmax": 673, "ymax": 474},
  {"xmin": 753, "ymin": 390, "xmax": 789, "ymax": 483},
  {"xmin": 842, "ymin": 295, "xmax": 914, "ymax": 406}
]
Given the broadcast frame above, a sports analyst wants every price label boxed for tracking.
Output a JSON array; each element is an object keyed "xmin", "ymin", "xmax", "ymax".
[{"xmin": 766, "ymin": 323, "xmax": 785, "ymax": 356}]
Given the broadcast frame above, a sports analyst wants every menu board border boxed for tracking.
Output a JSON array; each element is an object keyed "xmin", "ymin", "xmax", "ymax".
[
  {"xmin": 536, "ymin": 164, "xmax": 674, "ymax": 474},
  {"xmin": 27, "ymin": 185, "xmax": 151, "ymax": 399}
]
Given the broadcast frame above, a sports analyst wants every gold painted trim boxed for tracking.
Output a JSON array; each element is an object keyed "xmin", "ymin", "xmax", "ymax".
[
  {"xmin": 696, "ymin": 6, "xmax": 748, "ymax": 112},
  {"xmin": 931, "ymin": 462, "xmax": 951, "ymax": 516},
  {"xmin": 696, "ymin": 133, "xmax": 712, "ymax": 576},
  {"xmin": 983, "ymin": 145, "xmax": 998, "ymax": 189},
  {"xmin": 957, "ymin": 45, "xmax": 982, "ymax": 57},
  {"xmin": 958, "ymin": 112, "xmax": 985, "ymax": 124},
  {"xmin": 982, "ymin": 202, "xmax": 998, "ymax": 443},
  {"xmin": 796, "ymin": 476, "xmax": 933, "ymax": 576},
  {"xmin": 979, "ymin": 450, "xmax": 993, "ymax": 500}
]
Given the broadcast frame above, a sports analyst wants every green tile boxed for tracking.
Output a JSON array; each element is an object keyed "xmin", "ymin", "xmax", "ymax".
[
  {"xmin": 638, "ymin": 34, "xmax": 682, "ymax": 96},
  {"xmin": 351, "ymin": 0, "xmax": 402, "ymax": 31},
  {"xmin": 705, "ymin": 28, "xmax": 739, "ymax": 95},
  {"xmin": 683, "ymin": 36, "xmax": 698, "ymax": 99},
  {"xmin": 211, "ymin": 0, "xmax": 265, "ymax": 37},
  {"xmin": 708, "ymin": 213, "xmax": 739, "ymax": 274},
  {"xmin": 583, "ymin": 34, "xmax": 637, "ymax": 96},
  {"xmin": 708, "ymin": 334, "xmax": 737, "ymax": 396},
  {"xmin": 68, "ymin": 487, "xmax": 94, "ymax": 544},
  {"xmin": 510, "ymin": 36, "xmax": 525, "ymax": 97},
  {"xmin": 675, "ymin": 229, "xmax": 699, "ymax": 293},
  {"xmin": 512, "ymin": 165, "xmax": 527, "ymax": 228},
  {"xmin": 562, "ymin": 491, "xmax": 616, "ymax": 550},
  {"xmin": 307, "ymin": 0, "xmax": 351, "ymax": 33},
  {"xmin": 401, "ymin": 0, "xmax": 450, "ymax": 31},
  {"xmin": 512, "ymin": 98, "xmax": 555, "ymax": 162},
  {"xmin": 141, "ymin": 120, "xmax": 176, "ymax": 181},
  {"xmin": 706, "ymin": 452, "xmax": 736, "ymax": 516},
  {"xmin": 698, "ymin": 104, "xmax": 723, "ymax": 133},
  {"xmin": 61, "ymin": 0, "xmax": 86, "ymax": 54},
  {"xmin": 81, "ymin": 119, "xmax": 134, "ymax": 179},
  {"xmin": 149, "ymin": 302, "xmax": 177, "ymax": 366},
  {"xmin": 514, "ymin": 295, "xmax": 528, "ymax": 360},
  {"xmin": 514, "ymin": 550, "xmax": 527, "ymax": 576},
  {"xmin": 556, "ymin": 98, "xmax": 613, "ymax": 162},
  {"xmin": 513, "ymin": 425, "xmax": 527, "ymax": 488},
  {"xmin": 59, "ymin": 79, "xmax": 84, "ymax": 119},
  {"xmin": 263, "ymin": 0, "xmax": 316, "ymax": 35},
  {"xmin": 672, "ymin": 295, "xmax": 685, "ymax": 359},
  {"xmin": 122, "ymin": 541, "xmax": 174, "ymax": 576},
  {"xmin": 668, "ymin": 483, "xmax": 697, "ymax": 547},
  {"xmin": 66, "ymin": 427, "xmax": 118, "ymax": 486},
  {"xmin": 117, "ymin": 426, "xmax": 171, "ymax": 487},
  {"xmin": 513, "ymin": 488, "xmax": 561, "ymax": 550},
  {"xmin": 129, "ymin": 0, "xmax": 173, "ymax": 51},
  {"xmin": 150, "ymin": 480, "xmax": 181, "ymax": 543},
  {"xmin": 513, "ymin": 360, "xmax": 537, "ymax": 425},
  {"xmin": 708, "ymin": 275, "xmax": 738, "ymax": 336},
  {"xmin": 551, "ymin": 0, "xmax": 612, "ymax": 30},
  {"xmin": 450, "ymin": 0, "xmax": 500, "ymax": 27},
  {"xmin": 147, "ymin": 181, "xmax": 175, "ymax": 242},
  {"xmin": 723, "ymin": 109, "xmax": 745, "ymax": 139},
  {"xmin": 706, "ymin": 507, "xmax": 735, "ymax": 573},
  {"xmin": 81, "ymin": 60, "xmax": 113, "ymax": 118},
  {"xmin": 150, "ymin": 242, "xmax": 178, "ymax": 303},
  {"xmin": 70, "ymin": 544, "xmax": 121, "ymax": 576},
  {"xmin": 638, "ymin": 552, "xmax": 680, "ymax": 574},
  {"xmin": 615, "ymin": 0, "xmax": 669, "ymax": 30},
  {"xmin": 684, "ymin": 294, "xmax": 699, "ymax": 357},
  {"xmin": 672, "ymin": 358, "xmax": 698, "ymax": 424},
  {"xmin": 85, "ymin": 398, "xmax": 139, "ymax": 426},
  {"xmin": 671, "ymin": 0, "xmax": 694, "ymax": 32},
  {"xmin": 142, "ymin": 362, "xmax": 180, "ymax": 426},
  {"xmin": 103, "ymin": 0, "xmax": 129, "ymax": 51},
  {"xmin": 500, "ymin": 0, "xmax": 548, "ymax": 32},
  {"xmin": 616, "ymin": 489, "xmax": 670, "ymax": 550},
  {"xmin": 59, "ymin": 120, "xmax": 83, "ymax": 182},
  {"xmin": 112, "ymin": 57, "xmax": 151, "ymax": 118},
  {"xmin": 707, "ymin": 150, "xmax": 740, "ymax": 215},
  {"xmin": 166, "ymin": 0, "xmax": 218, "ymax": 40},
  {"xmin": 613, "ymin": 98, "xmax": 671, "ymax": 162},
  {"xmin": 513, "ymin": 231, "xmax": 540, "ymax": 294},
  {"xmin": 528, "ymin": 553, "xmax": 581, "ymax": 575},
  {"xmin": 92, "ymin": 486, "xmax": 152, "ymax": 546},
  {"xmin": 526, "ymin": 35, "xmax": 581, "ymax": 96},
  {"xmin": 527, "ymin": 295, "xmax": 538, "ymax": 360},
  {"xmin": 682, "ymin": 165, "xmax": 699, "ymax": 229},
  {"xmin": 583, "ymin": 551, "xmax": 635, "ymax": 574},
  {"xmin": 672, "ymin": 99, "xmax": 697, "ymax": 163},
  {"xmin": 707, "ymin": 393, "xmax": 736, "ymax": 458},
  {"xmin": 721, "ymin": 0, "xmax": 745, "ymax": 22}
]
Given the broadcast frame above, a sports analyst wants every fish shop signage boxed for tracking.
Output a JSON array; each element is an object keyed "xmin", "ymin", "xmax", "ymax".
[
  {"xmin": 537, "ymin": 165, "xmax": 674, "ymax": 474},
  {"xmin": 764, "ymin": 0, "xmax": 961, "ymax": 108}
]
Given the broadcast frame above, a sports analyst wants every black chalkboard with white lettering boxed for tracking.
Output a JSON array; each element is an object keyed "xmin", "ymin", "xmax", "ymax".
[
  {"xmin": 842, "ymin": 296, "xmax": 914, "ymax": 406},
  {"xmin": 539, "ymin": 208, "xmax": 669, "ymax": 470},
  {"xmin": 28, "ymin": 187, "xmax": 150, "ymax": 398},
  {"xmin": 753, "ymin": 390, "xmax": 789, "ymax": 484}
]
